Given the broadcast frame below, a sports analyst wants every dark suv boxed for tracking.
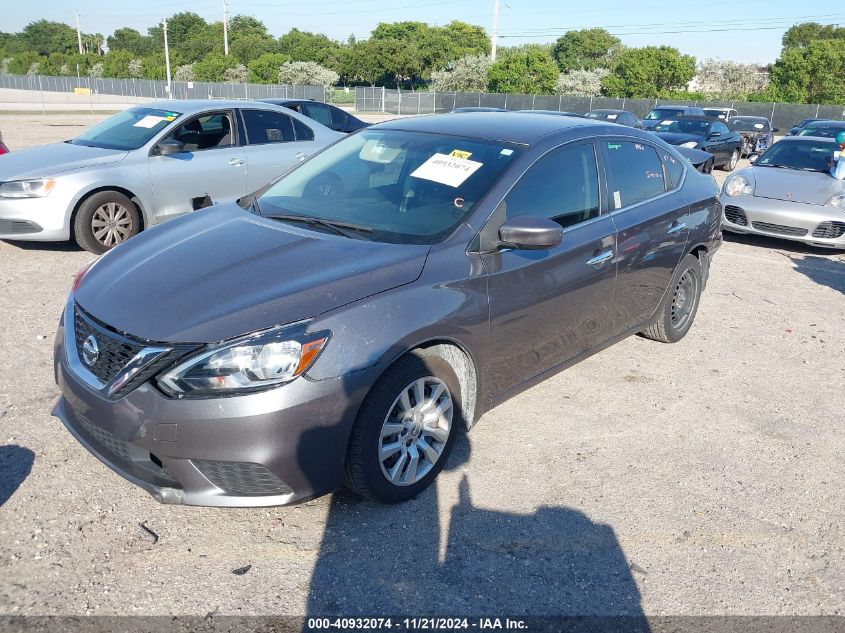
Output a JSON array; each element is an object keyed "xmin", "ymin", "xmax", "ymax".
[{"xmin": 53, "ymin": 113, "xmax": 722, "ymax": 507}]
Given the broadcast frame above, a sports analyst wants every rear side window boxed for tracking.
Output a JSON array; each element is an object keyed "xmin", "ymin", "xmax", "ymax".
[
  {"xmin": 504, "ymin": 143, "xmax": 600, "ymax": 229},
  {"xmin": 293, "ymin": 118, "xmax": 314, "ymax": 141},
  {"xmin": 242, "ymin": 109, "xmax": 295, "ymax": 145},
  {"xmin": 304, "ymin": 103, "xmax": 333, "ymax": 127},
  {"xmin": 330, "ymin": 107, "xmax": 349, "ymax": 127},
  {"xmin": 605, "ymin": 141, "xmax": 666, "ymax": 209},
  {"xmin": 662, "ymin": 152, "xmax": 685, "ymax": 190}
]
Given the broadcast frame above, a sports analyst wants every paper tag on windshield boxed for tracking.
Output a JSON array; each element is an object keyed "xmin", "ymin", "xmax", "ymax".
[
  {"xmin": 613, "ymin": 191, "xmax": 622, "ymax": 209},
  {"xmin": 607, "ymin": 114, "xmax": 618, "ymax": 120},
  {"xmin": 662, "ymin": 120, "xmax": 675, "ymax": 125},
  {"xmin": 411, "ymin": 153, "xmax": 482, "ymax": 187},
  {"xmin": 449, "ymin": 149, "xmax": 472, "ymax": 159},
  {"xmin": 754, "ymin": 123, "xmax": 765, "ymax": 129},
  {"xmin": 134, "ymin": 115, "xmax": 165, "ymax": 128}
]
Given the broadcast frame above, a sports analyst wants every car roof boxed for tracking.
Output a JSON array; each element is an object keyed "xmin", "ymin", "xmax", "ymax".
[
  {"xmin": 373, "ymin": 112, "xmax": 617, "ymax": 145},
  {"xmin": 802, "ymin": 120, "xmax": 845, "ymax": 126},
  {"xmin": 731, "ymin": 116, "xmax": 769, "ymax": 121},
  {"xmin": 777, "ymin": 135, "xmax": 835, "ymax": 143},
  {"xmin": 135, "ymin": 99, "xmax": 286, "ymax": 114},
  {"xmin": 259, "ymin": 98, "xmax": 315, "ymax": 104},
  {"xmin": 666, "ymin": 115, "xmax": 713, "ymax": 122},
  {"xmin": 652, "ymin": 105, "xmax": 697, "ymax": 110},
  {"xmin": 589, "ymin": 109, "xmax": 627, "ymax": 114}
]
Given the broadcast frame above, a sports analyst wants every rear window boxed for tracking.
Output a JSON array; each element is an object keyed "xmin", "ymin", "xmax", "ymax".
[{"xmin": 605, "ymin": 141, "xmax": 666, "ymax": 209}]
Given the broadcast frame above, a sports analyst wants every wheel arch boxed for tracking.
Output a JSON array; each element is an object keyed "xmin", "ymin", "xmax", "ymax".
[{"xmin": 69, "ymin": 186, "xmax": 148, "ymax": 239}]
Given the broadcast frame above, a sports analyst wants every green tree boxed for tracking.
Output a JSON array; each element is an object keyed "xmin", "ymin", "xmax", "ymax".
[
  {"xmin": 440, "ymin": 21, "xmax": 491, "ymax": 58},
  {"xmin": 8, "ymin": 51, "xmax": 40, "ymax": 74},
  {"xmin": 551, "ymin": 28, "xmax": 621, "ymax": 72},
  {"xmin": 40, "ymin": 52, "xmax": 68, "ymax": 75},
  {"xmin": 278, "ymin": 61, "xmax": 339, "ymax": 86},
  {"xmin": 555, "ymin": 68, "xmax": 609, "ymax": 96},
  {"xmin": 107, "ymin": 28, "xmax": 154, "ymax": 57},
  {"xmin": 21, "ymin": 20, "xmax": 78, "ymax": 55},
  {"xmin": 277, "ymin": 28, "xmax": 340, "ymax": 65},
  {"xmin": 231, "ymin": 34, "xmax": 278, "ymax": 65},
  {"xmin": 602, "ymin": 46, "xmax": 695, "ymax": 97},
  {"xmin": 193, "ymin": 53, "xmax": 237, "ymax": 81},
  {"xmin": 488, "ymin": 45, "xmax": 558, "ymax": 94},
  {"xmin": 102, "ymin": 49, "xmax": 135, "ymax": 78},
  {"xmin": 247, "ymin": 52, "xmax": 291, "ymax": 83},
  {"xmin": 771, "ymin": 38, "xmax": 845, "ymax": 104},
  {"xmin": 782, "ymin": 22, "xmax": 845, "ymax": 49}
]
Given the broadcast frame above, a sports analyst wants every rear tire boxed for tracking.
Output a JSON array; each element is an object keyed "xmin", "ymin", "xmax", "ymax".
[
  {"xmin": 73, "ymin": 191, "xmax": 140, "ymax": 254},
  {"xmin": 641, "ymin": 253, "xmax": 703, "ymax": 343},
  {"xmin": 345, "ymin": 349, "xmax": 461, "ymax": 504}
]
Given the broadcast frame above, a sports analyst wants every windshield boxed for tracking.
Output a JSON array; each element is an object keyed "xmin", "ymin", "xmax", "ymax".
[
  {"xmin": 730, "ymin": 118, "xmax": 770, "ymax": 132},
  {"xmin": 654, "ymin": 119, "xmax": 709, "ymax": 135},
  {"xmin": 756, "ymin": 139, "xmax": 835, "ymax": 171},
  {"xmin": 703, "ymin": 109, "xmax": 731, "ymax": 119},
  {"xmin": 587, "ymin": 111, "xmax": 618, "ymax": 121},
  {"xmin": 257, "ymin": 130, "xmax": 521, "ymax": 245},
  {"xmin": 645, "ymin": 108, "xmax": 684, "ymax": 120},
  {"xmin": 799, "ymin": 124, "xmax": 845, "ymax": 139},
  {"xmin": 71, "ymin": 107, "xmax": 182, "ymax": 150}
]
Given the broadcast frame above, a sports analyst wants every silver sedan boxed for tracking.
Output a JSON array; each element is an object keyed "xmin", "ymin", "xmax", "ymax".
[
  {"xmin": 720, "ymin": 136, "xmax": 845, "ymax": 249},
  {"xmin": 0, "ymin": 100, "xmax": 341, "ymax": 253}
]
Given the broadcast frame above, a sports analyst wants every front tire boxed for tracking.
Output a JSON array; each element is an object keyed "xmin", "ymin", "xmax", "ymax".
[
  {"xmin": 73, "ymin": 191, "xmax": 140, "ymax": 254},
  {"xmin": 345, "ymin": 350, "xmax": 461, "ymax": 504},
  {"xmin": 641, "ymin": 253, "xmax": 703, "ymax": 343},
  {"xmin": 720, "ymin": 149, "xmax": 739, "ymax": 172}
]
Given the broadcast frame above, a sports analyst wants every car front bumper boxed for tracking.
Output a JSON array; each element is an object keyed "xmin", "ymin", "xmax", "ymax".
[
  {"xmin": 0, "ymin": 195, "xmax": 72, "ymax": 241},
  {"xmin": 52, "ymin": 306, "xmax": 380, "ymax": 507},
  {"xmin": 719, "ymin": 194, "xmax": 845, "ymax": 248}
]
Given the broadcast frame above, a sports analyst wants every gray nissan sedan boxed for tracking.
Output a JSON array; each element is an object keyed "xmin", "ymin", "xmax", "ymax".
[{"xmin": 53, "ymin": 113, "xmax": 722, "ymax": 507}]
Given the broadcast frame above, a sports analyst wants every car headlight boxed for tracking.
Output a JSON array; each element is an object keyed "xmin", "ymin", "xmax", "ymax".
[
  {"xmin": 679, "ymin": 141, "xmax": 699, "ymax": 148},
  {"xmin": 723, "ymin": 174, "xmax": 753, "ymax": 197},
  {"xmin": 157, "ymin": 325, "xmax": 329, "ymax": 398},
  {"xmin": 825, "ymin": 193, "xmax": 845, "ymax": 209},
  {"xmin": 0, "ymin": 179, "xmax": 56, "ymax": 198}
]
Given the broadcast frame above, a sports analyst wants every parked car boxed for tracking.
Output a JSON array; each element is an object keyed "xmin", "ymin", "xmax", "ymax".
[
  {"xmin": 702, "ymin": 107, "xmax": 738, "ymax": 121},
  {"xmin": 53, "ymin": 112, "xmax": 721, "ymax": 507},
  {"xmin": 260, "ymin": 98, "xmax": 368, "ymax": 134},
  {"xmin": 729, "ymin": 116, "xmax": 777, "ymax": 157},
  {"xmin": 721, "ymin": 135, "xmax": 845, "ymax": 248},
  {"xmin": 797, "ymin": 120, "xmax": 845, "ymax": 139},
  {"xmin": 0, "ymin": 130, "xmax": 8, "ymax": 155},
  {"xmin": 788, "ymin": 118, "xmax": 822, "ymax": 136},
  {"xmin": 0, "ymin": 100, "xmax": 340, "ymax": 253},
  {"xmin": 451, "ymin": 106, "xmax": 508, "ymax": 113},
  {"xmin": 586, "ymin": 109, "xmax": 641, "ymax": 128},
  {"xmin": 641, "ymin": 105, "xmax": 705, "ymax": 130},
  {"xmin": 651, "ymin": 116, "xmax": 742, "ymax": 171}
]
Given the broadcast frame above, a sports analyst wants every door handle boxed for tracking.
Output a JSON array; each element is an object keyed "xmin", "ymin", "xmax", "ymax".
[
  {"xmin": 586, "ymin": 250, "xmax": 613, "ymax": 266},
  {"xmin": 295, "ymin": 152, "xmax": 306, "ymax": 161},
  {"xmin": 667, "ymin": 222, "xmax": 687, "ymax": 235},
  {"xmin": 229, "ymin": 158, "xmax": 244, "ymax": 166}
]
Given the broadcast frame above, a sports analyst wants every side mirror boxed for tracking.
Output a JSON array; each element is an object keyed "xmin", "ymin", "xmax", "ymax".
[
  {"xmin": 772, "ymin": 128, "xmax": 780, "ymax": 133},
  {"xmin": 156, "ymin": 139, "xmax": 185, "ymax": 156},
  {"xmin": 708, "ymin": 131, "xmax": 722, "ymax": 139},
  {"xmin": 498, "ymin": 215, "xmax": 563, "ymax": 250},
  {"xmin": 749, "ymin": 154, "xmax": 759, "ymax": 164}
]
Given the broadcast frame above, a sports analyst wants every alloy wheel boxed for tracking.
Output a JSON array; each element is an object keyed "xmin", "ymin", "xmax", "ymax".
[
  {"xmin": 378, "ymin": 376, "xmax": 453, "ymax": 486},
  {"xmin": 91, "ymin": 202, "xmax": 133, "ymax": 248}
]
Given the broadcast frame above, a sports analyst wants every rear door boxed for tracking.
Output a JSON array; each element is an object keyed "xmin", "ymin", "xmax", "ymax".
[
  {"xmin": 240, "ymin": 108, "xmax": 316, "ymax": 191},
  {"xmin": 147, "ymin": 109, "xmax": 246, "ymax": 222},
  {"xmin": 600, "ymin": 139, "xmax": 689, "ymax": 337},
  {"xmin": 483, "ymin": 141, "xmax": 618, "ymax": 395}
]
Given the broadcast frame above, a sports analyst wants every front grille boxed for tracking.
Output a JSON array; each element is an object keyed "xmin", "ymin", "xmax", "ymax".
[
  {"xmin": 812, "ymin": 221, "xmax": 845, "ymax": 239},
  {"xmin": 751, "ymin": 221, "xmax": 808, "ymax": 237},
  {"xmin": 73, "ymin": 307, "xmax": 146, "ymax": 385},
  {"xmin": 724, "ymin": 205, "xmax": 748, "ymax": 226},
  {"xmin": 0, "ymin": 219, "xmax": 42, "ymax": 234},
  {"xmin": 193, "ymin": 460, "xmax": 292, "ymax": 496}
]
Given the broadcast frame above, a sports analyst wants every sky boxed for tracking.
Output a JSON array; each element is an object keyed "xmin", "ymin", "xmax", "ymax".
[{"xmin": 3, "ymin": 0, "xmax": 843, "ymax": 64}]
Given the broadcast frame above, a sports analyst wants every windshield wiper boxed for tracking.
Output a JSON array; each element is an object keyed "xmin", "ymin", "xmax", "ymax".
[
  {"xmin": 265, "ymin": 213, "xmax": 373, "ymax": 239},
  {"xmin": 761, "ymin": 163, "xmax": 793, "ymax": 169}
]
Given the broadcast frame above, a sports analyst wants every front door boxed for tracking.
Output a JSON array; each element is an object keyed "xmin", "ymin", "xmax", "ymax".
[
  {"xmin": 483, "ymin": 142, "xmax": 618, "ymax": 396},
  {"xmin": 600, "ymin": 140, "xmax": 690, "ymax": 337},
  {"xmin": 148, "ymin": 110, "xmax": 247, "ymax": 222}
]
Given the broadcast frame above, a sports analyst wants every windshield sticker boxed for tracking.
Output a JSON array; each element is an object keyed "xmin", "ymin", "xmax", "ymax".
[
  {"xmin": 662, "ymin": 119, "xmax": 675, "ymax": 125},
  {"xmin": 411, "ymin": 153, "xmax": 483, "ymax": 187},
  {"xmin": 500, "ymin": 148, "xmax": 514, "ymax": 156},
  {"xmin": 613, "ymin": 191, "xmax": 622, "ymax": 209},
  {"xmin": 359, "ymin": 139, "xmax": 402, "ymax": 164},
  {"xmin": 607, "ymin": 114, "xmax": 618, "ymax": 120},
  {"xmin": 133, "ymin": 115, "xmax": 166, "ymax": 128},
  {"xmin": 449, "ymin": 149, "xmax": 473, "ymax": 159},
  {"xmin": 607, "ymin": 143, "xmax": 622, "ymax": 150},
  {"xmin": 754, "ymin": 123, "xmax": 765, "ymax": 129}
]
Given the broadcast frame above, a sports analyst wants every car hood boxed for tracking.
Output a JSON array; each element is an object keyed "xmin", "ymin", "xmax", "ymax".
[
  {"xmin": 751, "ymin": 166, "xmax": 844, "ymax": 205},
  {"xmin": 0, "ymin": 142, "xmax": 127, "ymax": 179},
  {"xmin": 653, "ymin": 132, "xmax": 702, "ymax": 146},
  {"xmin": 75, "ymin": 204, "xmax": 430, "ymax": 343}
]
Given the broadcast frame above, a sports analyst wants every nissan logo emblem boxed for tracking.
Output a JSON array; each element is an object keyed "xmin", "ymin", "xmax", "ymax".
[{"xmin": 82, "ymin": 335, "xmax": 99, "ymax": 367}]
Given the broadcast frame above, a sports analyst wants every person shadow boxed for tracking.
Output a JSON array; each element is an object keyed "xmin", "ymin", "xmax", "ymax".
[
  {"xmin": 303, "ymin": 430, "xmax": 648, "ymax": 630},
  {"xmin": 791, "ymin": 254, "xmax": 845, "ymax": 295},
  {"xmin": 0, "ymin": 444, "xmax": 35, "ymax": 507}
]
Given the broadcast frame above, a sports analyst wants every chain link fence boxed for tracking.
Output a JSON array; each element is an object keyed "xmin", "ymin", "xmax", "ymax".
[
  {"xmin": 0, "ymin": 73, "xmax": 328, "ymax": 103},
  {"xmin": 356, "ymin": 87, "xmax": 845, "ymax": 131}
]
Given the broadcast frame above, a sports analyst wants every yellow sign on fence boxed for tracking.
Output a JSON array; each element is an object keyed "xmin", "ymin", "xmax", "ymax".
[{"xmin": 73, "ymin": 87, "xmax": 91, "ymax": 96}]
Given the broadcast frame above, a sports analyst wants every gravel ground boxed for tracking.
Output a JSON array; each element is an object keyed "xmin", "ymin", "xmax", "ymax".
[{"xmin": 0, "ymin": 114, "xmax": 843, "ymax": 618}]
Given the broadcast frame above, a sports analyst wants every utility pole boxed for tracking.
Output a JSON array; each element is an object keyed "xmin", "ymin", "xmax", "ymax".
[
  {"xmin": 223, "ymin": 0, "xmax": 229, "ymax": 55},
  {"xmin": 75, "ymin": 12, "xmax": 83, "ymax": 54},
  {"xmin": 162, "ymin": 18, "xmax": 172, "ymax": 97},
  {"xmin": 491, "ymin": 0, "xmax": 500, "ymax": 62}
]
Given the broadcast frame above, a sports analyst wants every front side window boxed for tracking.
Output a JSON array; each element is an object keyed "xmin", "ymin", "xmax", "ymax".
[
  {"xmin": 711, "ymin": 122, "xmax": 731, "ymax": 135},
  {"xmin": 242, "ymin": 109, "xmax": 295, "ymax": 145},
  {"xmin": 257, "ymin": 130, "xmax": 521, "ymax": 245},
  {"xmin": 304, "ymin": 103, "xmax": 333, "ymax": 127},
  {"xmin": 170, "ymin": 112, "xmax": 233, "ymax": 151},
  {"xmin": 72, "ymin": 107, "xmax": 181, "ymax": 150},
  {"xmin": 605, "ymin": 141, "xmax": 666, "ymax": 209},
  {"xmin": 502, "ymin": 143, "xmax": 600, "ymax": 229}
]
